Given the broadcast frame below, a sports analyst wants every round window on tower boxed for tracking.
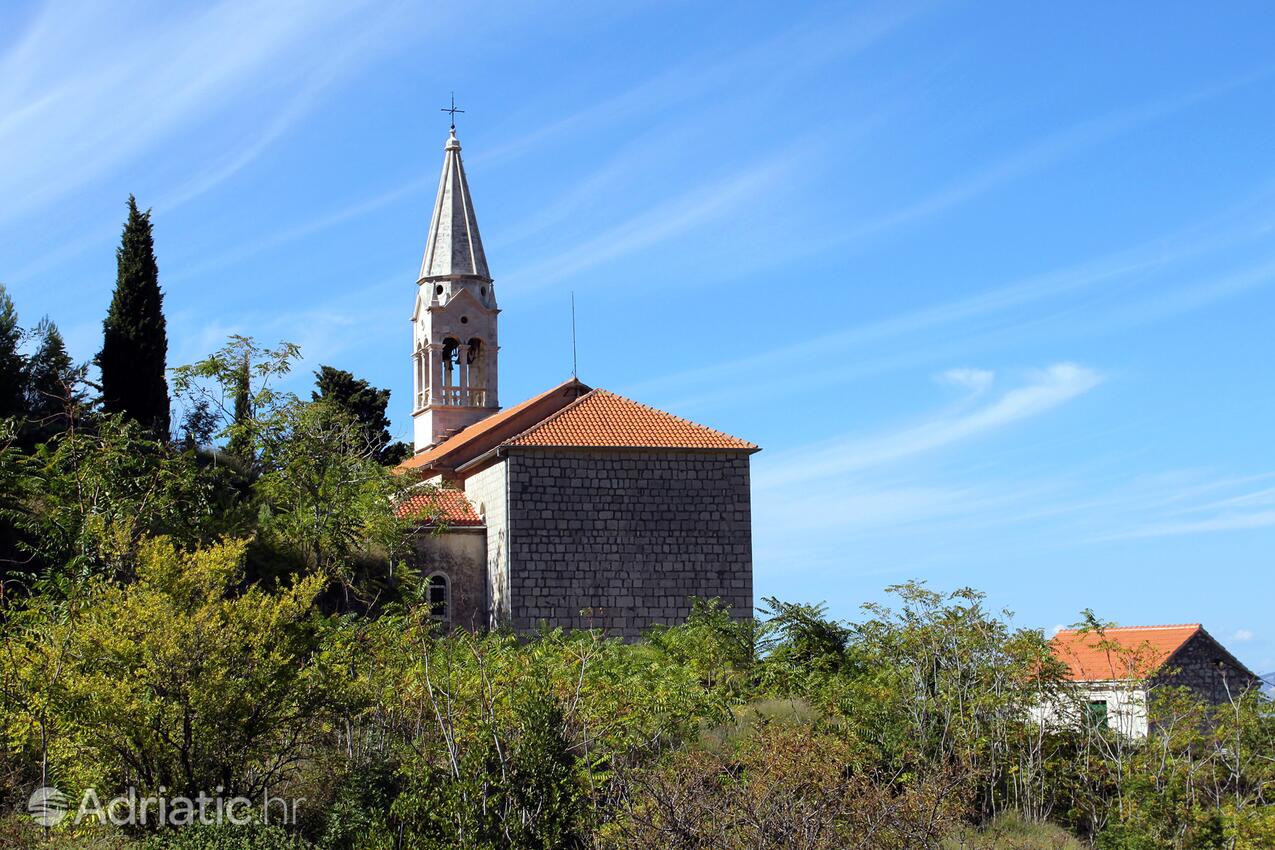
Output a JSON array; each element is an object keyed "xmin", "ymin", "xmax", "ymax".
[
  {"xmin": 435, "ymin": 284, "xmax": 444, "ymax": 296},
  {"xmin": 461, "ymin": 316, "xmax": 469, "ymax": 324}
]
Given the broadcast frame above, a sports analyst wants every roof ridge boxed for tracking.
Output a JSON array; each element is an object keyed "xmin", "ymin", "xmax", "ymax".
[
  {"xmin": 499, "ymin": 385, "xmax": 599, "ymax": 446},
  {"xmin": 399, "ymin": 377, "xmax": 589, "ymax": 471},
  {"xmin": 1054, "ymin": 623, "xmax": 1202, "ymax": 634},
  {"xmin": 504, "ymin": 386, "xmax": 757, "ymax": 449}
]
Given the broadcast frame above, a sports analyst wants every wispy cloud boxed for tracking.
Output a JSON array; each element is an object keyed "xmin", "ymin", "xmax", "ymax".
[
  {"xmin": 475, "ymin": 0, "xmax": 930, "ymax": 168},
  {"xmin": 501, "ymin": 154, "xmax": 797, "ymax": 291},
  {"xmin": 1096, "ymin": 509, "xmax": 1275, "ymax": 541},
  {"xmin": 938, "ymin": 367, "xmax": 995, "ymax": 395},
  {"xmin": 757, "ymin": 363, "xmax": 1102, "ymax": 490},
  {"xmin": 1234, "ymin": 629, "xmax": 1255, "ymax": 642},
  {"xmin": 808, "ymin": 69, "xmax": 1273, "ymax": 254},
  {"xmin": 143, "ymin": 0, "xmax": 920, "ymax": 291},
  {"xmin": 629, "ymin": 189, "xmax": 1275, "ymax": 408},
  {"xmin": 0, "ymin": 0, "xmax": 411, "ymax": 225}
]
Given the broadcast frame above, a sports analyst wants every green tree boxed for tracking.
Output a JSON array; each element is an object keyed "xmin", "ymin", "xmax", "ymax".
[
  {"xmin": 18, "ymin": 415, "xmax": 216, "ymax": 582},
  {"xmin": 0, "ymin": 284, "xmax": 26, "ymax": 422},
  {"xmin": 313, "ymin": 365, "xmax": 409, "ymax": 465},
  {"xmin": 254, "ymin": 396, "xmax": 410, "ymax": 600},
  {"xmin": 0, "ymin": 419, "xmax": 33, "ymax": 594},
  {"xmin": 172, "ymin": 335, "xmax": 300, "ymax": 464},
  {"xmin": 227, "ymin": 348, "xmax": 254, "ymax": 461},
  {"xmin": 1, "ymin": 538, "xmax": 327, "ymax": 801},
  {"xmin": 24, "ymin": 317, "xmax": 86, "ymax": 445},
  {"xmin": 99, "ymin": 195, "xmax": 170, "ymax": 437}
]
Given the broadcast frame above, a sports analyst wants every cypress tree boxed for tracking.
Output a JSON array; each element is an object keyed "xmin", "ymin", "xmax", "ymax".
[
  {"xmin": 99, "ymin": 195, "xmax": 170, "ymax": 436},
  {"xmin": 26, "ymin": 317, "xmax": 85, "ymax": 443},
  {"xmin": 0, "ymin": 284, "xmax": 25, "ymax": 421}
]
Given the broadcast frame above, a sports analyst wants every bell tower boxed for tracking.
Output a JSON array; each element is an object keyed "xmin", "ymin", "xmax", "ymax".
[{"xmin": 411, "ymin": 126, "xmax": 500, "ymax": 452}]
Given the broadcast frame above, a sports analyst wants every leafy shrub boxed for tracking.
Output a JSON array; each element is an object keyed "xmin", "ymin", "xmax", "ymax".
[
  {"xmin": 141, "ymin": 823, "xmax": 312, "ymax": 850},
  {"xmin": 945, "ymin": 811, "xmax": 1087, "ymax": 849}
]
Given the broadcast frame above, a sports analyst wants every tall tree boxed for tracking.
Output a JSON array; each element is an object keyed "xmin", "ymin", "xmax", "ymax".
[
  {"xmin": 25, "ymin": 318, "xmax": 86, "ymax": 445},
  {"xmin": 99, "ymin": 195, "xmax": 170, "ymax": 436},
  {"xmin": 0, "ymin": 284, "xmax": 26, "ymax": 421},
  {"xmin": 313, "ymin": 365, "xmax": 409, "ymax": 464},
  {"xmin": 226, "ymin": 350, "xmax": 253, "ymax": 461}
]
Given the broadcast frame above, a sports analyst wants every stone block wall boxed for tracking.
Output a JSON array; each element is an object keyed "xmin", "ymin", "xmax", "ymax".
[
  {"xmin": 502, "ymin": 448, "xmax": 753, "ymax": 638},
  {"xmin": 1152, "ymin": 630, "xmax": 1259, "ymax": 704},
  {"xmin": 464, "ymin": 460, "xmax": 509, "ymax": 627},
  {"xmin": 409, "ymin": 526, "xmax": 487, "ymax": 631}
]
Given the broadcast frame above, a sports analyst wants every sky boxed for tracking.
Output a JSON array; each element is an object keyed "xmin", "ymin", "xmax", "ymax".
[{"xmin": 2, "ymin": 0, "xmax": 1273, "ymax": 673}]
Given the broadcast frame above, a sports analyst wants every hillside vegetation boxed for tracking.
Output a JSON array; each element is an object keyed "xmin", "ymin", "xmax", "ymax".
[{"xmin": 0, "ymin": 333, "xmax": 1271, "ymax": 850}]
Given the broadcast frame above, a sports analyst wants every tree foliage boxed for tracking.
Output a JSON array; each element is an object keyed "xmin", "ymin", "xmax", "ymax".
[
  {"xmin": 24, "ymin": 318, "xmax": 86, "ymax": 447},
  {"xmin": 0, "ymin": 284, "xmax": 26, "ymax": 422},
  {"xmin": 99, "ymin": 196, "xmax": 170, "ymax": 437},
  {"xmin": 312, "ymin": 366, "xmax": 409, "ymax": 465},
  {"xmin": 2, "ymin": 538, "xmax": 326, "ymax": 810}
]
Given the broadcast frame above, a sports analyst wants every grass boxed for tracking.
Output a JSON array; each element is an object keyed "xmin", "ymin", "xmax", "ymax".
[{"xmin": 945, "ymin": 811, "xmax": 1088, "ymax": 850}]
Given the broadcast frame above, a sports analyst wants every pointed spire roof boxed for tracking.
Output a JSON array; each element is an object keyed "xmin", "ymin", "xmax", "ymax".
[{"xmin": 419, "ymin": 128, "xmax": 490, "ymax": 281}]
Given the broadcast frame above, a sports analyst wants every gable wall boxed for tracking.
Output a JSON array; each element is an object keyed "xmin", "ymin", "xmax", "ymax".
[
  {"xmin": 503, "ymin": 448, "xmax": 753, "ymax": 639},
  {"xmin": 1152, "ymin": 630, "xmax": 1259, "ymax": 704},
  {"xmin": 464, "ymin": 459, "xmax": 510, "ymax": 628}
]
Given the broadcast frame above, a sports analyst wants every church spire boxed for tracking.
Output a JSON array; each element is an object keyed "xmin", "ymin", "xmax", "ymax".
[
  {"xmin": 419, "ymin": 127, "xmax": 490, "ymax": 281},
  {"xmin": 411, "ymin": 122, "xmax": 500, "ymax": 453}
]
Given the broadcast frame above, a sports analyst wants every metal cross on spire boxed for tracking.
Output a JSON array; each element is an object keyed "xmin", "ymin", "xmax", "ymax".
[{"xmin": 441, "ymin": 92, "xmax": 464, "ymax": 130}]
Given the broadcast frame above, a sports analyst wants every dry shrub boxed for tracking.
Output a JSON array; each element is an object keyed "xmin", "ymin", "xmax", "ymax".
[{"xmin": 610, "ymin": 724, "xmax": 967, "ymax": 850}]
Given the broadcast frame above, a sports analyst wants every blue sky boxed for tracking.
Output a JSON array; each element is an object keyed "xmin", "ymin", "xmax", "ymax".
[{"xmin": 2, "ymin": 0, "xmax": 1273, "ymax": 671}]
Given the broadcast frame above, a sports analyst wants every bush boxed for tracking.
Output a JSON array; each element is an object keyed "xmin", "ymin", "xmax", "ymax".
[
  {"xmin": 945, "ymin": 811, "xmax": 1087, "ymax": 849},
  {"xmin": 142, "ymin": 823, "xmax": 312, "ymax": 850}
]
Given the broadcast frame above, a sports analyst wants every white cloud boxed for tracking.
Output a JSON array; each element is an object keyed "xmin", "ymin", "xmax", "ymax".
[
  {"xmin": 1233, "ymin": 629, "xmax": 1255, "ymax": 643},
  {"xmin": 1095, "ymin": 509, "xmax": 1275, "ymax": 541},
  {"xmin": 938, "ymin": 368, "xmax": 995, "ymax": 394},
  {"xmin": 0, "ymin": 0, "xmax": 411, "ymax": 224},
  {"xmin": 502, "ymin": 154, "xmax": 796, "ymax": 290},
  {"xmin": 757, "ymin": 363, "xmax": 1103, "ymax": 489}
]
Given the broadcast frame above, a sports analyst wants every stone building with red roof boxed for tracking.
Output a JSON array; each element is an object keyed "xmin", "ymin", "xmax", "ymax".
[
  {"xmin": 1037, "ymin": 624, "xmax": 1259, "ymax": 737},
  {"xmin": 396, "ymin": 129, "xmax": 758, "ymax": 636}
]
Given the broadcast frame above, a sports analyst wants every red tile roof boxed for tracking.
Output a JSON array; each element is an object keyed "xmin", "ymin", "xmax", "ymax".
[
  {"xmin": 395, "ymin": 487, "xmax": 483, "ymax": 526},
  {"xmin": 504, "ymin": 389, "xmax": 758, "ymax": 451},
  {"xmin": 398, "ymin": 378, "xmax": 590, "ymax": 473},
  {"xmin": 396, "ymin": 380, "xmax": 758, "ymax": 478},
  {"xmin": 1050, "ymin": 624, "xmax": 1202, "ymax": 682}
]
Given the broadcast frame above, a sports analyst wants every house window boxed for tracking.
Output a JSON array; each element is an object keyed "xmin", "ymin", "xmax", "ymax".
[
  {"xmin": 426, "ymin": 574, "xmax": 449, "ymax": 622},
  {"xmin": 1086, "ymin": 699, "xmax": 1109, "ymax": 729}
]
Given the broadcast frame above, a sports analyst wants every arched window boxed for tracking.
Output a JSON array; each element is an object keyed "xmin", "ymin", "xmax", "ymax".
[
  {"xmin": 441, "ymin": 337, "xmax": 460, "ymax": 377},
  {"xmin": 426, "ymin": 573, "xmax": 449, "ymax": 621},
  {"xmin": 466, "ymin": 338, "xmax": 484, "ymax": 403}
]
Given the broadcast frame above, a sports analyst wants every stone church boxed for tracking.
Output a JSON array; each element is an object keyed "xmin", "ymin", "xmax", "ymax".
[{"xmin": 396, "ymin": 127, "xmax": 758, "ymax": 638}]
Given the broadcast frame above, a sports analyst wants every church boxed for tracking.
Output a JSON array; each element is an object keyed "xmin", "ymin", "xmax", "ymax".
[{"xmin": 396, "ymin": 126, "xmax": 758, "ymax": 638}]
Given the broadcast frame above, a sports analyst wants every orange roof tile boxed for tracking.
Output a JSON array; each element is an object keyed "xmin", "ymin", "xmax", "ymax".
[
  {"xmin": 398, "ymin": 378, "xmax": 589, "ymax": 473},
  {"xmin": 1050, "ymin": 624, "xmax": 1201, "ymax": 682},
  {"xmin": 504, "ymin": 388, "xmax": 758, "ymax": 451},
  {"xmin": 395, "ymin": 487, "xmax": 483, "ymax": 526}
]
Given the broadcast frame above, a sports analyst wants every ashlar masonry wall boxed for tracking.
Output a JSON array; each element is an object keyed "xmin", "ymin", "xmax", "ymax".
[
  {"xmin": 1152, "ymin": 630, "xmax": 1259, "ymax": 704},
  {"xmin": 502, "ymin": 448, "xmax": 753, "ymax": 639},
  {"xmin": 464, "ymin": 460, "xmax": 510, "ymax": 628}
]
